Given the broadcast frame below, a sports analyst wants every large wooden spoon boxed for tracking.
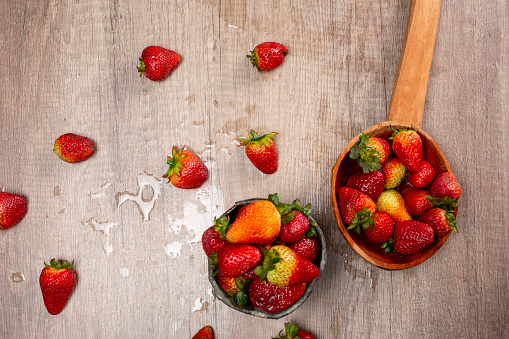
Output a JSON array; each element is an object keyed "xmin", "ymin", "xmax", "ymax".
[{"xmin": 331, "ymin": 0, "xmax": 451, "ymax": 270}]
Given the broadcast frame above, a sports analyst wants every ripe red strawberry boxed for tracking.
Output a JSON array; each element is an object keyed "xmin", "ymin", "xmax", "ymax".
[
  {"xmin": 376, "ymin": 189, "xmax": 412, "ymax": 223},
  {"xmin": 337, "ymin": 187, "xmax": 376, "ymax": 225},
  {"xmin": 0, "ymin": 192, "xmax": 27, "ymax": 230},
  {"xmin": 346, "ymin": 169, "xmax": 385, "ymax": 201},
  {"xmin": 39, "ymin": 259, "xmax": 76, "ymax": 315},
  {"xmin": 218, "ymin": 244, "xmax": 261, "ymax": 278},
  {"xmin": 349, "ymin": 133, "xmax": 391, "ymax": 173},
  {"xmin": 54, "ymin": 133, "xmax": 94, "ymax": 163},
  {"xmin": 238, "ymin": 130, "xmax": 278, "ymax": 174},
  {"xmin": 248, "ymin": 276, "xmax": 306, "ymax": 313},
  {"xmin": 419, "ymin": 207, "xmax": 458, "ymax": 237},
  {"xmin": 247, "ymin": 42, "xmax": 288, "ymax": 71},
  {"xmin": 217, "ymin": 271, "xmax": 250, "ymax": 297},
  {"xmin": 408, "ymin": 160, "xmax": 435, "ymax": 188},
  {"xmin": 201, "ymin": 216, "xmax": 229, "ymax": 257},
  {"xmin": 273, "ymin": 323, "xmax": 316, "ymax": 339},
  {"xmin": 363, "ymin": 212, "xmax": 395, "ymax": 244},
  {"xmin": 430, "ymin": 172, "xmax": 461, "ymax": 200},
  {"xmin": 226, "ymin": 200, "xmax": 281, "ymax": 244},
  {"xmin": 262, "ymin": 245, "xmax": 319, "ymax": 287},
  {"xmin": 391, "ymin": 129, "xmax": 423, "ymax": 172},
  {"xmin": 393, "ymin": 220, "xmax": 434, "ymax": 255},
  {"xmin": 192, "ymin": 326, "xmax": 214, "ymax": 339},
  {"xmin": 138, "ymin": 46, "xmax": 181, "ymax": 81},
  {"xmin": 382, "ymin": 157, "xmax": 407, "ymax": 189},
  {"xmin": 163, "ymin": 146, "xmax": 208, "ymax": 189},
  {"xmin": 278, "ymin": 210, "xmax": 310, "ymax": 243},
  {"xmin": 401, "ymin": 188, "xmax": 433, "ymax": 218},
  {"xmin": 290, "ymin": 236, "xmax": 320, "ymax": 262}
]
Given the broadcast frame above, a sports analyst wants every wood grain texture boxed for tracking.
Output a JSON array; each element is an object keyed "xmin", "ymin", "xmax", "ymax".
[{"xmin": 0, "ymin": 0, "xmax": 507, "ymax": 338}]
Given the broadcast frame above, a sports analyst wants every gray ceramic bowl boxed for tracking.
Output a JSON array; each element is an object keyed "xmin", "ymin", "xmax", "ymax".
[{"xmin": 208, "ymin": 198, "xmax": 327, "ymax": 319}]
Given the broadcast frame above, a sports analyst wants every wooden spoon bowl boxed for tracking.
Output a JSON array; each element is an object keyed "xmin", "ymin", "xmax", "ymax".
[{"xmin": 331, "ymin": 0, "xmax": 452, "ymax": 270}]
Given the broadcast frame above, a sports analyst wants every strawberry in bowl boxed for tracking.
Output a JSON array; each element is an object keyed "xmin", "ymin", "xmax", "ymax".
[{"xmin": 203, "ymin": 194, "xmax": 326, "ymax": 319}]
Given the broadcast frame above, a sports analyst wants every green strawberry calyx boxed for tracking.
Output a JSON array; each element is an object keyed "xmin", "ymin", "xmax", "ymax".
[
  {"xmin": 389, "ymin": 127, "xmax": 418, "ymax": 140},
  {"xmin": 254, "ymin": 249, "xmax": 281, "ymax": 283},
  {"xmin": 238, "ymin": 129, "xmax": 277, "ymax": 148},
  {"xmin": 268, "ymin": 193, "xmax": 316, "ymax": 227},
  {"xmin": 246, "ymin": 49, "xmax": 262, "ymax": 71},
  {"xmin": 347, "ymin": 207, "xmax": 374, "ymax": 234},
  {"xmin": 272, "ymin": 322, "xmax": 301, "ymax": 339},
  {"xmin": 349, "ymin": 133, "xmax": 382, "ymax": 173},
  {"xmin": 44, "ymin": 258, "xmax": 74, "ymax": 270},
  {"xmin": 162, "ymin": 145, "xmax": 187, "ymax": 181},
  {"xmin": 381, "ymin": 237, "xmax": 396, "ymax": 254},
  {"xmin": 137, "ymin": 57, "xmax": 146, "ymax": 76},
  {"xmin": 213, "ymin": 215, "xmax": 230, "ymax": 239}
]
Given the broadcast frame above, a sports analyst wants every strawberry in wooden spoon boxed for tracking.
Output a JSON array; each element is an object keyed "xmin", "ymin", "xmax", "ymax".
[
  {"xmin": 238, "ymin": 129, "xmax": 278, "ymax": 174},
  {"xmin": 163, "ymin": 146, "xmax": 208, "ymax": 189}
]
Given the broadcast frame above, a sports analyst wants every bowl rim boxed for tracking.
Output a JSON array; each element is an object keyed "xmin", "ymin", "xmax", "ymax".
[
  {"xmin": 208, "ymin": 198, "xmax": 327, "ymax": 319},
  {"xmin": 330, "ymin": 123, "xmax": 453, "ymax": 270}
]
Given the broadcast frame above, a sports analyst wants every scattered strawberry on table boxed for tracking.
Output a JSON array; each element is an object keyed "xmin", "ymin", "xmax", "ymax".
[
  {"xmin": 39, "ymin": 259, "xmax": 76, "ymax": 315},
  {"xmin": 247, "ymin": 42, "xmax": 288, "ymax": 71},
  {"xmin": 0, "ymin": 192, "xmax": 27, "ymax": 230},
  {"xmin": 272, "ymin": 322, "xmax": 316, "ymax": 339},
  {"xmin": 138, "ymin": 46, "xmax": 181, "ymax": 81},
  {"xmin": 238, "ymin": 129, "xmax": 278, "ymax": 174},
  {"xmin": 54, "ymin": 133, "xmax": 94, "ymax": 163},
  {"xmin": 202, "ymin": 194, "xmax": 321, "ymax": 314},
  {"xmin": 163, "ymin": 145, "xmax": 208, "ymax": 189},
  {"xmin": 192, "ymin": 326, "xmax": 214, "ymax": 339},
  {"xmin": 338, "ymin": 129, "xmax": 462, "ymax": 257}
]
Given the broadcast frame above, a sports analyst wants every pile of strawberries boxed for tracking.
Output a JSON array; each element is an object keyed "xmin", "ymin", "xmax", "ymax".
[
  {"xmin": 337, "ymin": 129, "xmax": 462, "ymax": 256},
  {"xmin": 202, "ymin": 194, "xmax": 322, "ymax": 314}
]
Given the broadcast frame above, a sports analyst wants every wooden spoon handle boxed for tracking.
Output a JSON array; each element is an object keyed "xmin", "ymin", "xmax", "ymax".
[{"xmin": 387, "ymin": 0, "xmax": 442, "ymax": 128}]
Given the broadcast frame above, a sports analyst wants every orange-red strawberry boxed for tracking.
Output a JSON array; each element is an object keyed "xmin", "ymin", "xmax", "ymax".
[
  {"xmin": 363, "ymin": 212, "xmax": 395, "ymax": 244},
  {"xmin": 393, "ymin": 220, "xmax": 434, "ymax": 255},
  {"xmin": 138, "ymin": 46, "xmax": 181, "ymax": 81},
  {"xmin": 349, "ymin": 133, "xmax": 391, "ymax": 173},
  {"xmin": 337, "ymin": 187, "xmax": 376, "ymax": 225},
  {"xmin": 430, "ymin": 172, "xmax": 461, "ymax": 200},
  {"xmin": 218, "ymin": 243, "xmax": 261, "ymax": 278},
  {"xmin": 263, "ymin": 245, "xmax": 319, "ymax": 287},
  {"xmin": 39, "ymin": 259, "xmax": 76, "ymax": 315},
  {"xmin": 419, "ymin": 207, "xmax": 458, "ymax": 237},
  {"xmin": 273, "ymin": 323, "xmax": 316, "ymax": 339},
  {"xmin": 390, "ymin": 129, "xmax": 423, "ymax": 172},
  {"xmin": 163, "ymin": 146, "xmax": 208, "ymax": 189},
  {"xmin": 248, "ymin": 276, "xmax": 306, "ymax": 313},
  {"xmin": 346, "ymin": 169, "xmax": 385, "ymax": 201},
  {"xmin": 238, "ymin": 130, "xmax": 278, "ymax": 174},
  {"xmin": 382, "ymin": 157, "xmax": 407, "ymax": 189},
  {"xmin": 247, "ymin": 42, "xmax": 288, "ymax": 71},
  {"xmin": 401, "ymin": 188, "xmax": 433, "ymax": 218},
  {"xmin": 226, "ymin": 200, "xmax": 281, "ymax": 244},
  {"xmin": 201, "ymin": 216, "xmax": 229, "ymax": 257},
  {"xmin": 278, "ymin": 210, "xmax": 310, "ymax": 243},
  {"xmin": 290, "ymin": 236, "xmax": 320, "ymax": 262},
  {"xmin": 0, "ymin": 192, "xmax": 27, "ymax": 230},
  {"xmin": 192, "ymin": 326, "xmax": 214, "ymax": 339},
  {"xmin": 54, "ymin": 133, "xmax": 94, "ymax": 163},
  {"xmin": 376, "ymin": 189, "xmax": 412, "ymax": 223},
  {"xmin": 408, "ymin": 160, "xmax": 435, "ymax": 188}
]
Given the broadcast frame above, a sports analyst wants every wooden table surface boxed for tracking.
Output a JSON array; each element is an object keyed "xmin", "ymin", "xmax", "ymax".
[{"xmin": 1, "ymin": 1, "xmax": 507, "ymax": 338}]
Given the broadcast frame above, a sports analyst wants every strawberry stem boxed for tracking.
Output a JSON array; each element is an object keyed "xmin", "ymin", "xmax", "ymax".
[
  {"xmin": 349, "ymin": 133, "xmax": 382, "ymax": 173},
  {"xmin": 137, "ymin": 57, "xmax": 146, "ymax": 76},
  {"xmin": 162, "ymin": 146, "xmax": 187, "ymax": 181}
]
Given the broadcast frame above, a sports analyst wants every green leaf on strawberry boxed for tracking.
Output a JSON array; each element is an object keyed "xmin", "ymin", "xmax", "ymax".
[
  {"xmin": 347, "ymin": 207, "xmax": 374, "ymax": 233},
  {"xmin": 350, "ymin": 133, "xmax": 382, "ymax": 173},
  {"xmin": 268, "ymin": 193, "xmax": 316, "ymax": 227},
  {"xmin": 254, "ymin": 249, "xmax": 281, "ymax": 283}
]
